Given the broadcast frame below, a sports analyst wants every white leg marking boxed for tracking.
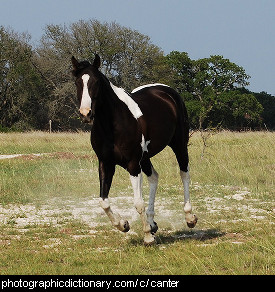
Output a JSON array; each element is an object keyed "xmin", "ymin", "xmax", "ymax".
[
  {"xmin": 99, "ymin": 198, "xmax": 129, "ymax": 232},
  {"xmin": 130, "ymin": 173, "xmax": 155, "ymax": 244},
  {"xmin": 130, "ymin": 173, "xmax": 145, "ymax": 215},
  {"xmin": 146, "ymin": 167, "xmax": 158, "ymax": 227},
  {"xmin": 180, "ymin": 167, "xmax": 198, "ymax": 227},
  {"xmin": 180, "ymin": 169, "xmax": 191, "ymax": 206}
]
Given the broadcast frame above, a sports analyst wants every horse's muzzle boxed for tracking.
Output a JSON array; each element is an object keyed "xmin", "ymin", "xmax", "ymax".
[{"xmin": 80, "ymin": 110, "xmax": 94, "ymax": 124}]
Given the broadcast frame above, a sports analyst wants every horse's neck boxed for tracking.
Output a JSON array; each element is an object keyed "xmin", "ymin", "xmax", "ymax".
[
  {"xmin": 94, "ymin": 76, "xmax": 136, "ymax": 135},
  {"xmin": 93, "ymin": 84, "xmax": 119, "ymax": 136},
  {"xmin": 97, "ymin": 79, "xmax": 128, "ymax": 118}
]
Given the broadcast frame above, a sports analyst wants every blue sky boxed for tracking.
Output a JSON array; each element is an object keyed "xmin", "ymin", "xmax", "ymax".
[{"xmin": 1, "ymin": 0, "xmax": 275, "ymax": 94}]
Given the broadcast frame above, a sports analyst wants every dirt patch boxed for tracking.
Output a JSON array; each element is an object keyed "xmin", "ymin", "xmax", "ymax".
[
  {"xmin": 0, "ymin": 196, "xmax": 138, "ymax": 231},
  {"xmin": 0, "ymin": 184, "xmax": 270, "ymax": 231},
  {"xmin": 0, "ymin": 153, "xmax": 46, "ymax": 160},
  {"xmin": 0, "ymin": 182, "xmax": 272, "ymax": 247},
  {"xmin": 48, "ymin": 152, "xmax": 92, "ymax": 160},
  {"xmin": 0, "ymin": 152, "xmax": 93, "ymax": 161}
]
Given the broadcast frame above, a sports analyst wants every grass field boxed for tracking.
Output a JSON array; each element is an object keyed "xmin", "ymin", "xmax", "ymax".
[{"xmin": 0, "ymin": 131, "xmax": 274, "ymax": 275}]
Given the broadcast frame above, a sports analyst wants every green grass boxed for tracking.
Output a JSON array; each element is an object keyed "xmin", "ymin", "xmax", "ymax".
[{"xmin": 0, "ymin": 131, "xmax": 274, "ymax": 274}]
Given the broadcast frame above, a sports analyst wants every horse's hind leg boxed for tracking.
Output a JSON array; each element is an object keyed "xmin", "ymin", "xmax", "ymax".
[
  {"xmin": 180, "ymin": 167, "xmax": 198, "ymax": 228},
  {"xmin": 170, "ymin": 140, "xmax": 198, "ymax": 228}
]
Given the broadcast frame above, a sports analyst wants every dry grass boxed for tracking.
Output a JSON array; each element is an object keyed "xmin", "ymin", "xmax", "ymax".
[{"xmin": 0, "ymin": 131, "xmax": 274, "ymax": 274}]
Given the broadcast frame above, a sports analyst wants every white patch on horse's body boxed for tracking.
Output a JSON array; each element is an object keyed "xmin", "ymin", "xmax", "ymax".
[
  {"xmin": 131, "ymin": 83, "xmax": 170, "ymax": 93},
  {"xmin": 141, "ymin": 134, "xmax": 150, "ymax": 152},
  {"xmin": 110, "ymin": 82, "xmax": 143, "ymax": 119},
  {"xmin": 80, "ymin": 74, "xmax": 91, "ymax": 116}
]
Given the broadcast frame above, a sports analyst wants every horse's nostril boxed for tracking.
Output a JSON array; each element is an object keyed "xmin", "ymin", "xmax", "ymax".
[{"xmin": 80, "ymin": 109, "xmax": 93, "ymax": 124}]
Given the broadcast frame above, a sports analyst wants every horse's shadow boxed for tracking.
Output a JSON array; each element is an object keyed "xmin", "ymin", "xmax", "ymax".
[
  {"xmin": 158, "ymin": 228, "xmax": 225, "ymax": 244},
  {"xmin": 130, "ymin": 228, "xmax": 225, "ymax": 246}
]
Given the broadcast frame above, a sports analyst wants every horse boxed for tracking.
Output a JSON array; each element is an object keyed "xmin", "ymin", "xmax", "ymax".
[{"xmin": 71, "ymin": 54, "xmax": 197, "ymax": 245}]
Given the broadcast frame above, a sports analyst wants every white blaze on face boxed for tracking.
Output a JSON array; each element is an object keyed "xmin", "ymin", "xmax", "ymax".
[{"xmin": 80, "ymin": 74, "xmax": 91, "ymax": 116}]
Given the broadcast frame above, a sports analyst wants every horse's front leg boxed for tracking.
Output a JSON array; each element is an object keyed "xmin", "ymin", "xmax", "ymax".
[
  {"xmin": 98, "ymin": 160, "xmax": 130, "ymax": 232},
  {"xmin": 130, "ymin": 170, "xmax": 155, "ymax": 245}
]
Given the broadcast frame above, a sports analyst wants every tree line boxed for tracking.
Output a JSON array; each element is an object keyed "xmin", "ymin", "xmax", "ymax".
[{"xmin": 0, "ymin": 20, "xmax": 274, "ymax": 132}]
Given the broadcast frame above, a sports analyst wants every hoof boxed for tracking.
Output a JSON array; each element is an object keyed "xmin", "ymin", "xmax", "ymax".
[
  {"xmin": 150, "ymin": 221, "xmax": 158, "ymax": 234},
  {"xmin": 186, "ymin": 214, "xmax": 198, "ymax": 228},
  {"xmin": 117, "ymin": 220, "xmax": 130, "ymax": 232},
  {"xmin": 122, "ymin": 220, "xmax": 130, "ymax": 232},
  {"xmin": 144, "ymin": 233, "xmax": 155, "ymax": 246}
]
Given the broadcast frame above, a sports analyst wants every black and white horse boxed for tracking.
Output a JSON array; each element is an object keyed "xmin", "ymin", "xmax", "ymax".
[{"xmin": 72, "ymin": 54, "xmax": 197, "ymax": 244}]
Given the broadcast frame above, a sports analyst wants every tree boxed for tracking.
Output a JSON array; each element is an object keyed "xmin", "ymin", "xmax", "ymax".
[
  {"xmin": 253, "ymin": 91, "xmax": 275, "ymax": 130},
  {"xmin": 0, "ymin": 23, "xmax": 270, "ymax": 132},
  {"xmin": 165, "ymin": 51, "xmax": 194, "ymax": 93},
  {"xmin": 34, "ymin": 19, "xmax": 167, "ymax": 130},
  {"xmin": 165, "ymin": 51, "xmax": 263, "ymax": 129},
  {"xmin": 0, "ymin": 27, "xmax": 48, "ymax": 131},
  {"xmin": 206, "ymin": 90, "xmax": 263, "ymax": 129}
]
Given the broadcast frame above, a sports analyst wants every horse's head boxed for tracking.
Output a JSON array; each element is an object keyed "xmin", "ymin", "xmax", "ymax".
[{"xmin": 71, "ymin": 54, "xmax": 101, "ymax": 123}]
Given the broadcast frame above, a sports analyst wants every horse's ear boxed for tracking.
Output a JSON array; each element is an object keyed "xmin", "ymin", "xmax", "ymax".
[
  {"xmin": 71, "ymin": 56, "xmax": 79, "ymax": 76},
  {"xmin": 93, "ymin": 54, "xmax": 100, "ymax": 69},
  {"xmin": 71, "ymin": 56, "xmax": 79, "ymax": 69}
]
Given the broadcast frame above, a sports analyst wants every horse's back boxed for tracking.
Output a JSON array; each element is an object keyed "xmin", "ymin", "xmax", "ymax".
[
  {"xmin": 131, "ymin": 85, "xmax": 189, "ymax": 157},
  {"xmin": 131, "ymin": 84, "xmax": 188, "ymax": 128}
]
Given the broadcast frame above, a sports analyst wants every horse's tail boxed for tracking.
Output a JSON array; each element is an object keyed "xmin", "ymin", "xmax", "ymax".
[{"xmin": 170, "ymin": 88, "xmax": 190, "ymax": 144}]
